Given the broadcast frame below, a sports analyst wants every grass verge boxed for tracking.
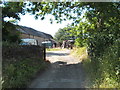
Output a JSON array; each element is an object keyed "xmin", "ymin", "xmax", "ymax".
[
  {"xmin": 46, "ymin": 48, "xmax": 64, "ymax": 51},
  {"xmin": 71, "ymin": 47, "xmax": 88, "ymax": 62},
  {"xmin": 71, "ymin": 45, "xmax": 120, "ymax": 88},
  {"xmin": 2, "ymin": 57, "xmax": 49, "ymax": 89}
]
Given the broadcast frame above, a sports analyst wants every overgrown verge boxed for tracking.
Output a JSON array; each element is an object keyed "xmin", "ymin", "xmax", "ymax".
[
  {"xmin": 2, "ymin": 58, "xmax": 48, "ymax": 89},
  {"xmin": 46, "ymin": 48, "xmax": 63, "ymax": 51},
  {"xmin": 71, "ymin": 47, "xmax": 88, "ymax": 62},
  {"xmin": 71, "ymin": 41, "xmax": 120, "ymax": 88},
  {"xmin": 2, "ymin": 43, "xmax": 49, "ymax": 89},
  {"xmin": 86, "ymin": 39, "xmax": 120, "ymax": 88}
]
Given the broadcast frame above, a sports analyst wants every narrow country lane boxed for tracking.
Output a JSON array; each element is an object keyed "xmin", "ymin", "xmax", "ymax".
[{"xmin": 28, "ymin": 49, "xmax": 90, "ymax": 88}]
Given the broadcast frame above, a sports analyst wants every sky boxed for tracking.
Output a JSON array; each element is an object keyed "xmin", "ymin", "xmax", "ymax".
[{"xmin": 17, "ymin": 13, "xmax": 73, "ymax": 37}]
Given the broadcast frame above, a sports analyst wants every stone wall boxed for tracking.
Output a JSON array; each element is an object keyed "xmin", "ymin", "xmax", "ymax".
[{"xmin": 2, "ymin": 45, "xmax": 45, "ymax": 62}]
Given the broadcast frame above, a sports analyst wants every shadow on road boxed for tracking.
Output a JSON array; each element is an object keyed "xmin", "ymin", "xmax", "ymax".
[
  {"xmin": 45, "ymin": 61, "xmax": 91, "ymax": 88},
  {"xmin": 28, "ymin": 60, "xmax": 91, "ymax": 88},
  {"xmin": 28, "ymin": 50, "xmax": 91, "ymax": 88}
]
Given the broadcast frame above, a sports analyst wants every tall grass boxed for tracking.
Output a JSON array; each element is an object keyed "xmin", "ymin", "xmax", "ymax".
[
  {"xmin": 71, "ymin": 47, "xmax": 88, "ymax": 62},
  {"xmin": 46, "ymin": 48, "xmax": 64, "ymax": 51}
]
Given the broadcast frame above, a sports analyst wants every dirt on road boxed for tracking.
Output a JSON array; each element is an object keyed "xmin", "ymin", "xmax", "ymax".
[{"xmin": 28, "ymin": 49, "xmax": 90, "ymax": 88}]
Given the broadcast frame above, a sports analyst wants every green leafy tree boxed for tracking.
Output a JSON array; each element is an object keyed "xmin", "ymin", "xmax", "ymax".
[
  {"xmin": 54, "ymin": 26, "xmax": 75, "ymax": 43},
  {"xmin": 84, "ymin": 2, "xmax": 120, "ymax": 57},
  {"xmin": 2, "ymin": 2, "xmax": 25, "ymax": 43},
  {"xmin": 2, "ymin": 2, "xmax": 119, "ymax": 55},
  {"xmin": 2, "ymin": 1, "xmax": 120, "ymax": 87}
]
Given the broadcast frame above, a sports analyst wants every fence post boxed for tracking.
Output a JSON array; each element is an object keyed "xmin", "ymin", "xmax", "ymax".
[{"xmin": 43, "ymin": 44, "xmax": 46, "ymax": 60}]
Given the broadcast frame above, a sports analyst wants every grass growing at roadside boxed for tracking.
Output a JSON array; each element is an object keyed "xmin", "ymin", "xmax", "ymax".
[
  {"xmin": 71, "ymin": 45, "xmax": 120, "ymax": 88},
  {"xmin": 46, "ymin": 48, "xmax": 63, "ymax": 51},
  {"xmin": 71, "ymin": 47, "xmax": 88, "ymax": 61},
  {"xmin": 2, "ymin": 58, "xmax": 49, "ymax": 88}
]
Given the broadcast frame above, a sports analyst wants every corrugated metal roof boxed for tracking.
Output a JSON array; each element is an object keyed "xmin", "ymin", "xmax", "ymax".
[
  {"xmin": 16, "ymin": 27, "xmax": 27, "ymax": 34},
  {"xmin": 16, "ymin": 25, "xmax": 53, "ymax": 39}
]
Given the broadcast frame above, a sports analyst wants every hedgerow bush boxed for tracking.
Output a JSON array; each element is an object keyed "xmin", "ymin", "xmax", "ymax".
[
  {"xmin": 98, "ymin": 39, "xmax": 120, "ymax": 88},
  {"xmin": 2, "ymin": 58, "xmax": 48, "ymax": 88},
  {"xmin": 72, "ymin": 38, "xmax": 120, "ymax": 88},
  {"xmin": 83, "ymin": 39, "xmax": 120, "ymax": 88},
  {"xmin": 2, "ymin": 43, "xmax": 49, "ymax": 89}
]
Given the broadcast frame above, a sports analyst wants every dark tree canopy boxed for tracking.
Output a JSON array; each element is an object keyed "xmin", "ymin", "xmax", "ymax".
[{"xmin": 2, "ymin": 2, "xmax": 120, "ymax": 46}]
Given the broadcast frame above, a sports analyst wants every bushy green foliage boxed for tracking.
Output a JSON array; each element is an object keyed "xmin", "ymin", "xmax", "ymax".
[
  {"xmin": 83, "ymin": 40, "xmax": 120, "ymax": 88},
  {"xmin": 99, "ymin": 39, "xmax": 120, "ymax": 88},
  {"xmin": 72, "ymin": 40, "xmax": 120, "ymax": 88},
  {"xmin": 2, "ymin": 43, "xmax": 49, "ymax": 89},
  {"xmin": 2, "ymin": 2, "xmax": 25, "ymax": 20},
  {"xmin": 2, "ymin": 2, "xmax": 120, "ymax": 88},
  {"xmin": 2, "ymin": 2, "xmax": 25, "ymax": 43},
  {"xmin": 2, "ymin": 41, "xmax": 18, "ymax": 47},
  {"xmin": 54, "ymin": 27, "xmax": 75, "ymax": 43},
  {"xmin": 2, "ymin": 21, "xmax": 22, "ymax": 43},
  {"xmin": 2, "ymin": 58, "xmax": 48, "ymax": 88}
]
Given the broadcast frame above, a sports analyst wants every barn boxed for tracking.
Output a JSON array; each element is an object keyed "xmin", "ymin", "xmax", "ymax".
[{"xmin": 16, "ymin": 25, "xmax": 56, "ymax": 46}]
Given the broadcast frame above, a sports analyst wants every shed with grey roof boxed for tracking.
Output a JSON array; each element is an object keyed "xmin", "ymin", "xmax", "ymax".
[{"xmin": 16, "ymin": 25, "xmax": 53, "ymax": 46}]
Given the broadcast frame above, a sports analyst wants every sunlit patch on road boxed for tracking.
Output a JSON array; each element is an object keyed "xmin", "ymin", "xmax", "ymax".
[{"xmin": 46, "ymin": 50, "xmax": 81, "ymax": 65}]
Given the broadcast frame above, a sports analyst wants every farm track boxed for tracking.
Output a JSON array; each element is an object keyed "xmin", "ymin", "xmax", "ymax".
[{"xmin": 28, "ymin": 49, "xmax": 90, "ymax": 88}]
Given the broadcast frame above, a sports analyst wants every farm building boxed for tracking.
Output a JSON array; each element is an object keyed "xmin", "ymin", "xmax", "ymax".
[{"xmin": 16, "ymin": 25, "xmax": 57, "ymax": 46}]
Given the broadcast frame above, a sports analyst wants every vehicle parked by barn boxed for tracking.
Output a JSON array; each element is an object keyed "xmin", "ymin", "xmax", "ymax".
[
  {"xmin": 42, "ymin": 41, "xmax": 53, "ymax": 48},
  {"xmin": 20, "ymin": 38, "xmax": 38, "ymax": 45}
]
